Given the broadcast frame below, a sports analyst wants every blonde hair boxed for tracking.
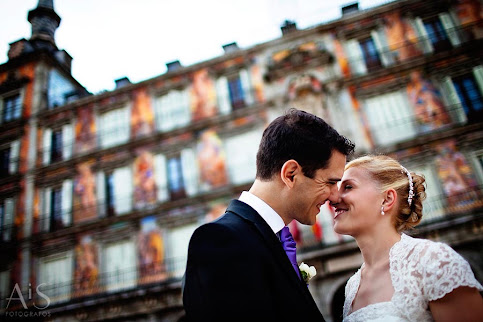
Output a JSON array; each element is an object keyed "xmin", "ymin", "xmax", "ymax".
[{"xmin": 345, "ymin": 155, "xmax": 426, "ymax": 232}]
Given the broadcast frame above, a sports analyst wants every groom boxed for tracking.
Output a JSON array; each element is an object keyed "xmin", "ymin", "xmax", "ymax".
[{"xmin": 183, "ymin": 109, "xmax": 354, "ymax": 321}]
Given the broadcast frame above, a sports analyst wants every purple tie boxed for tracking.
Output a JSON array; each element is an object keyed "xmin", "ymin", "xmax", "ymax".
[{"xmin": 280, "ymin": 226, "xmax": 301, "ymax": 280}]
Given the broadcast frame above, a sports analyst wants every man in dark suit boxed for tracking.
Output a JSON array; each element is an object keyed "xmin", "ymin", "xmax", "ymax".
[{"xmin": 183, "ymin": 109, "xmax": 355, "ymax": 321}]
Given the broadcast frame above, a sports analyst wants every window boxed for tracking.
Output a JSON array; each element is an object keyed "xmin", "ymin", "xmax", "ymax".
[
  {"xmin": 47, "ymin": 69, "xmax": 76, "ymax": 109},
  {"xmin": 167, "ymin": 154, "xmax": 186, "ymax": 200},
  {"xmin": 2, "ymin": 94, "xmax": 22, "ymax": 123},
  {"xmin": 38, "ymin": 252, "xmax": 73, "ymax": 303},
  {"xmin": 412, "ymin": 164, "xmax": 445, "ymax": 223},
  {"xmin": 42, "ymin": 125, "xmax": 73, "ymax": 165},
  {"xmin": 452, "ymin": 74, "xmax": 483, "ymax": 121},
  {"xmin": 363, "ymin": 90, "xmax": 417, "ymax": 146},
  {"xmin": 0, "ymin": 147, "xmax": 10, "ymax": 177},
  {"xmin": 0, "ymin": 198, "xmax": 15, "ymax": 241},
  {"xmin": 103, "ymin": 240, "xmax": 137, "ymax": 292},
  {"xmin": 442, "ymin": 68, "xmax": 483, "ymax": 123},
  {"xmin": 359, "ymin": 37, "xmax": 383, "ymax": 72},
  {"xmin": 165, "ymin": 224, "xmax": 198, "ymax": 278},
  {"xmin": 423, "ymin": 17, "xmax": 452, "ymax": 52},
  {"xmin": 154, "ymin": 154, "xmax": 169, "ymax": 203},
  {"xmin": 215, "ymin": 69, "xmax": 253, "ymax": 114},
  {"xmin": 0, "ymin": 141, "xmax": 19, "ymax": 176},
  {"xmin": 154, "ymin": 89, "xmax": 191, "ymax": 132},
  {"xmin": 224, "ymin": 129, "xmax": 262, "ymax": 185},
  {"xmin": 104, "ymin": 167, "xmax": 133, "ymax": 216},
  {"xmin": 414, "ymin": 14, "xmax": 461, "ymax": 54},
  {"xmin": 99, "ymin": 106, "xmax": 130, "ymax": 149},
  {"xmin": 41, "ymin": 180, "xmax": 72, "ymax": 232}
]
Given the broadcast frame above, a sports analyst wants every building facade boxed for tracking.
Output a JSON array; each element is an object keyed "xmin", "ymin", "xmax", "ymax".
[{"xmin": 0, "ymin": 0, "xmax": 482, "ymax": 321}]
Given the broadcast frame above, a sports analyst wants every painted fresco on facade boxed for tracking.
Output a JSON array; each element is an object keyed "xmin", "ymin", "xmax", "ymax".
[
  {"xmin": 250, "ymin": 62, "xmax": 265, "ymax": 103},
  {"xmin": 204, "ymin": 200, "xmax": 228, "ymax": 222},
  {"xmin": 74, "ymin": 235, "xmax": 99, "ymax": 296},
  {"xmin": 73, "ymin": 161, "xmax": 97, "ymax": 223},
  {"xmin": 331, "ymin": 36, "xmax": 351, "ymax": 78},
  {"xmin": 74, "ymin": 106, "xmax": 96, "ymax": 154},
  {"xmin": 138, "ymin": 216, "xmax": 166, "ymax": 283},
  {"xmin": 196, "ymin": 129, "xmax": 228, "ymax": 189},
  {"xmin": 287, "ymin": 74, "xmax": 330, "ymax": 123},
  {"xmin": 454, "ymin": 0, "xmax": 483, "ymax": 39},
  {"xmin": 434, "ymin": 140, "xmax": 480, "ymax": 209},
  {"xmin": 133, "ymin": 150, "xmax": 157, "ymax": 209},
  {"xmin": 131, "ymin": 88, "xmax": 155, "ymax": 138},
  {"xmin": 190, "ymin": 69, "xmax": 217, "ymax": 121},
  {"xmin": 383, "ymin": 11, "xmax": 422, "ymax": 62},
  {"xmin": 406, "ymin": 71, "xmax": 451, "ymax": 132}
]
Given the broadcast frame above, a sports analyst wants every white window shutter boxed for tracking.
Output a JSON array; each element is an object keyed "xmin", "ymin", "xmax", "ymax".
[
  {"xmin": 43, "ymin": 128, "xmax": 52, "ymax": 165},
  {"xmin": 62, "ymin": 124, "xmax": 73, "ymax": 160},
  {"xmin": 42, "ymin": 187, "xmax": 52, "ymax": 232},
  {"xmin": 414, "ymin": 17, "xmax": 433, "ymax": 53},
  {"xmin": 371, "ymin": 30, "xmax": 393, "ymax": 67},
  {"xmin": 472, "ymin": 65, "xmax": 483, "ymax": 96},
  {"xmin": 215, "ymin": 76, "xmax": 231, "ymax": 115},
  {"xmin": 239, "ymin": 69, "xmax": 254, "ymax": 105},
  {"xmin": 154, "ymin": 154, "xmax": 169, "ymax": 202},
  {"xmin": 9, "ymin": 140, "xmax": 20, "ymax": 174},
  {"xmin": 96, "ymin": 171, "xmax": 106, "ymax": 218},
  {"xmin": 439, "ymin": 13, "xmax": 461, "ymax": 47},
  {"xmin": 3, "ymin": 198, "xmax": 14, "ymax": 241},
  {"xmin": 181, "ymin": 148, "xmax": 199, "ymax": 197},
  {"xmin": 344, "ymin": 40, "xmax": 367, "ymax": 76},
  {"xmin": 61, "ymin": 179, "xmax": 73, "ymax": 226},
  {"xmin": 441, "ymin": 76, "xmax": 466, "ymax": 124},
  {"xmin": 113, "ymin": 167, "xmax": 132, "ymax": 215}
]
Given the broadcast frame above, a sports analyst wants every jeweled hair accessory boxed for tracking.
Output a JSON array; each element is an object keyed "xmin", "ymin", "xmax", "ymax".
[{"xmin": 401, "ymin": 165, "xmax": 414, "ymax": 206}]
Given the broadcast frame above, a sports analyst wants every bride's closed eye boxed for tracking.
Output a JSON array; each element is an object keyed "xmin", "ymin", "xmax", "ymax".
[{"xmin": 343, "ymin": 184, "xmax": 353, "ymax": 190}]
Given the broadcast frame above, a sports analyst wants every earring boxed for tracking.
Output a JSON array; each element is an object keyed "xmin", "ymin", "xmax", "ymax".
[{"xmin": 381, "ymin": 205, "xmax": 385, "ymax": 216}]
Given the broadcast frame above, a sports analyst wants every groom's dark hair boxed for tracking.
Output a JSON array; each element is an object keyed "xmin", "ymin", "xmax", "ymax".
[{"xmin": 256, "ymin": 108, "xmax": 354, "ymax": 180}]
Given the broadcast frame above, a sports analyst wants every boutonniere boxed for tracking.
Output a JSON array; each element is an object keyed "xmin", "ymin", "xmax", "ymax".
[{"xmin": 299, "ymin": 262, "xmax": 316, "ymax": 284}]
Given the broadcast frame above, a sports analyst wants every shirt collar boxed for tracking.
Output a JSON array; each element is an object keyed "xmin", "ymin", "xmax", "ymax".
[{"xmin": 239, "ymin": 191, "xmax": 285, "ymax": 234}]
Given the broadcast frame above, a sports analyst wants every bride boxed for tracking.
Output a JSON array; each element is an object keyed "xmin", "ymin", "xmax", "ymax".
[{"xmin": 332, "ymin": 155, "xmax": 483, "ymax": 321}]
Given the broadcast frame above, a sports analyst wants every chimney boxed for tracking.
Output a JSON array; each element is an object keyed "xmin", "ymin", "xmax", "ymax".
[
  {"xmin": 115, "ymin": 77, "xmax": 131, "ymax": 89},
  {"xmin": 280, "ymin": 20, "xmax": 297, "ymax": 36},
  {"xmin": 222, "ymin": 42, "xmax": 239, "ymax": 54},
  {"xmin": 28, "ymin": 0, "xmax": 61, "ymax": 48},
  {"xmin": 342, "ymin": 2, "xmax": 359, "ymax": 16},
  {"xmin": 166, "ymin": 60, "xmax": 182, "ymax": 72}
]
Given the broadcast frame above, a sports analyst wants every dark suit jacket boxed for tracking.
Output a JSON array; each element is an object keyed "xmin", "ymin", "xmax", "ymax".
[{"xmin": 183, "ymin": 199, "xmax": 325, "ymax": 321}]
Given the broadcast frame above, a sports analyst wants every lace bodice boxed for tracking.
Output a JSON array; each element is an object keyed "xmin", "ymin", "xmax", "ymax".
[{"xmin": 343, "ymin": 234, "xmax": 483, "ymax": 322}]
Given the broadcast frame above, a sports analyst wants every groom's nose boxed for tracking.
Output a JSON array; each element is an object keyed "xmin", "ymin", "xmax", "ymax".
[{"xmin": 327, "ymin": 183, "xmax": 340, "ymax": 205}]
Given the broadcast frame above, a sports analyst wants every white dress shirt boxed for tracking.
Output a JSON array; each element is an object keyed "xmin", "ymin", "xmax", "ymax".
[{"xmin": 239, "ymin": 191, "xmax": 285, "ymax": 235}]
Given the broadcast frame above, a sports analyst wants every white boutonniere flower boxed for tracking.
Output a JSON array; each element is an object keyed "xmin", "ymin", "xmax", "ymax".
[{"xmin": 299, "ymin": 262, "xmax": 316, "ymax": 283}]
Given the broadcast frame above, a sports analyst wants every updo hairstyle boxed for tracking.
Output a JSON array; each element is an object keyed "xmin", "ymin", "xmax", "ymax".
[{"xmin": 345, "ymin": 155, "xmax": 427, "ymax": 232}]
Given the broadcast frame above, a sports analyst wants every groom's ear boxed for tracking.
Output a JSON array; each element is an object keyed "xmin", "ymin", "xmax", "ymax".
[{"xmin": 280, "ymin": 160, "xmax": 300, "ymax": 188}]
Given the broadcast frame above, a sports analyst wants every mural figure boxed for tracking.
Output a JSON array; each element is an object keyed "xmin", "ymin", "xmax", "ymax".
[
  {"xmin": 73, "ymin": 162, "xmax": 97, "ymax": 223},
  {"xmin": 190, "ymin": 69, "xmax": 217, "ymax": 121},
  {"xmin": 133, "ymin": 151, "xmax": 157, "ymax": 209},
  {"xmin": 138, "ymin": 217, "xmax": 166, "ymax": 283},
  {"xmin": 74, "ymin": 235, "xmax": 99, "ymax": 295},
  {"xmin": 197, "ymin": 130, "xmax": 228, "ymax": 189},
  {"xmin": 383, "ymin": 11, "xmax": 422, "ymax": 62},
  {"xmin": 75, "ymin": 106, "xmax": 96, "ymax": 154},
  {"xmin": 131, "ymin": 89, "xmax": 154, "ymax": 138},
  {"xmin": 406, "ymin": 71, "xmax": 451, "ymax": 132},
  {"xmin": 435, "ymin": 140, "xmax": 479, "ymax": 209}
]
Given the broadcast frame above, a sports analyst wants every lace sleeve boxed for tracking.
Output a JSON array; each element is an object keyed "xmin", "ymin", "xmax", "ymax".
[{"xmin": 421, "ymin": 242, "xmax": 483, "ymax": 302}]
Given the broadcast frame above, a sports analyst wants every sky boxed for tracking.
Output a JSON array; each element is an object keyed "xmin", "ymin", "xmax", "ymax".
[{"xmin": 0, "ymin": 0, "xmax": 393, "ymax": 94}]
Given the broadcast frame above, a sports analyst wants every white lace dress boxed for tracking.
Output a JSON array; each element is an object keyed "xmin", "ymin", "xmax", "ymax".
[{"xmin": 343, "ymin": 234, "xmax": 483, "ymax": 322}]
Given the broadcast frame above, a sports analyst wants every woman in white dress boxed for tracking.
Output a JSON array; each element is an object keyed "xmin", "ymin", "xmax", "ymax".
[{"xmin": 332, "ymin": 155, "xmax": 483, "ymax": 322}]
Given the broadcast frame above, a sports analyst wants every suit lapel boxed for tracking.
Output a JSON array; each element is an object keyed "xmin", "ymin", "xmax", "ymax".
[{"xmin": 226, "ymin": 200, "xmax": 318, "ymax": 306}]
